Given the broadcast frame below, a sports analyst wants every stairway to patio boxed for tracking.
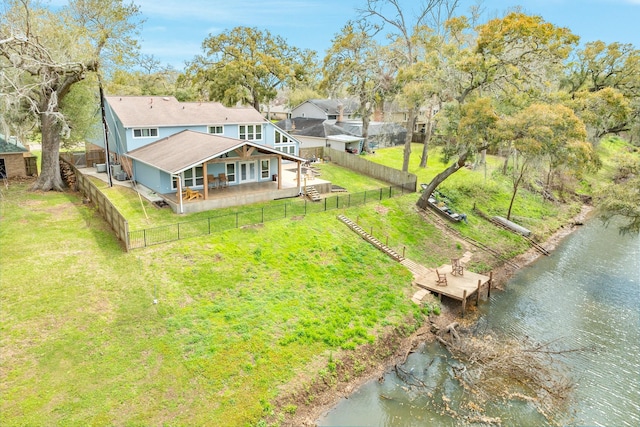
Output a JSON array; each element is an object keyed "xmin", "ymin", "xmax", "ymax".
[{"xmin": 305, "ymin": 185, "xmax": 322, "ymax": 202}]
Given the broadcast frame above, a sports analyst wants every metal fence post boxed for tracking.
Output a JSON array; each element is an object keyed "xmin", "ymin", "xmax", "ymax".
[
  {"xmin": 177, "ymin": 223, "xmax": 180, "ymax": 240},
  {"xmin": 262, "ymin": 207, "xmax": 264, "ymax": 223},
  {"xmin": 236, "ymin": 212, "xmax": 239, "ymax": 228},
  {"xmin": 144, "ymin": 229, "xmax": 147, "ymax": 248},
  {"xmin": 208, "ymin": 217, "xmax": 211, "ymax": 234},
  {"xmin": 324, "ymin": 197, "xmax": 327, "ymax": 212}
]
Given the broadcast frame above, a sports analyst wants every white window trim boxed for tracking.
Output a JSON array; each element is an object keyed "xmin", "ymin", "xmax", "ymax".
[
  {"xmin": 260, "ymin": 159, "xmax": 270, "ymax": 179},
  {"xmin": 171, "ymin": 166, "xmax": 204, "ymax": 190},
  {"xmin": 274, "ymin": 129, "xmax": 292, "ymax": 144},
  {"xmin": 133, "ymin": 128, "xmax": 158, "ymax": 138},
  {"xmin": 225, "ymin": 162, "xmax": 237, "ymax": 184},
  {"xmin": 239, "ymin": 124, "xmax": 263, "ymax": 141},
  {"xmin": 208, "ymin": 125, "xmax": 224, "ymax": 134}
]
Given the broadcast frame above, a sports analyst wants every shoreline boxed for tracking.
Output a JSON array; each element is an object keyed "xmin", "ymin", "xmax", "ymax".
[{"xmin": 275, "ymin": 204, "xmax": 594, "ymax": 427}]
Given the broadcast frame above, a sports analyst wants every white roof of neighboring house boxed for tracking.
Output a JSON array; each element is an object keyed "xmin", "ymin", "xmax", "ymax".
[
  {"xmin": 126, "ymin": 130, "xmax": 304, "ymax": 174},
  {"xmin": 105, "ymin": 96, "xmax": 266, "ymax": 128}
]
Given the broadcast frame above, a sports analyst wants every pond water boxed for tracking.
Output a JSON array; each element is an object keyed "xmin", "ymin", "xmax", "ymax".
[{"xmin": 318, "ymin": 219, "xmax": 640, "ymax": 426}]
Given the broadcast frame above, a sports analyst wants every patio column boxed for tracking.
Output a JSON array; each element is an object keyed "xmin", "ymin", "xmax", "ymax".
[
  {"xmin": 176, "ymin": 175, "xmax": 184, "ymax": 214},
  {"xmin": 203, "ymin": 162, "xmax": 209, "ymax": 200},
  {"xmin": 277, "ymin": 156, "xmax": 282, "ymax": 190},
  {"xmin": 297, "ymin": 160, "xmax": 302, "ymax": 195}
]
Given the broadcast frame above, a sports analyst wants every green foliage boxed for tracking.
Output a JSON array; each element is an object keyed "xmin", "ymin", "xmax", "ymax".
[
  {"xmin": 183, "ymin": 26, "xmax": 316, "ymax": 109},
  {"xmin": 2, "ymin": 139, "xmax": 631, "ymax": 426}
]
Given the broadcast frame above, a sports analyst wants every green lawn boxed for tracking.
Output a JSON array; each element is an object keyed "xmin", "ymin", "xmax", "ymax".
[{"xmin": 1, "ymin": 141, "xmax": 622, "ymax": 426}]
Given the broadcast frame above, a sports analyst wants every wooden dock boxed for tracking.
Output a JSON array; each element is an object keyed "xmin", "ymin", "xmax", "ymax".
[
  {"xmin": 336, "ymin": 214, "xmax": 492, "ymax": 315},
  {"xmin": 414, "ymin": 264, "xmax": 492, "ymax": 315}
]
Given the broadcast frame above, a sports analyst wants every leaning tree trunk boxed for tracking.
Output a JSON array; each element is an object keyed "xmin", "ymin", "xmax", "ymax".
[
  {"xmin": 31, "ymin": 110, "xmax": 65, "ymax": 191},
  {"xmin": 402, "ymin": 107, "xmax": 417, "ymax": 172},
  {"xmin": 507, "ymin": 161, "xmax": 530, "ymax": 220},
  {"xmin": 417, "ymin": 148, "xmax": 472, "ymax": 210}
]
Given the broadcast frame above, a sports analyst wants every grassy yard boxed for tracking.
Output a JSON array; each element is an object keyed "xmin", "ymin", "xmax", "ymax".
[{"xmin": 1, "ymin": 141, "xmax": 621, "ymax": 426}]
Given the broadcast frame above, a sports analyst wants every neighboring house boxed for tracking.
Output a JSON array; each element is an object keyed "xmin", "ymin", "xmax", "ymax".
[
  {"xmin": 291, "ymin": 99, "xmax": 359, "ymax": 121},
  {"xmin": 0, "ymin": 134, "xmax": 37, "ymax": 179},
  {"xmin": 275, "ymin": 115, "xmax": 406, "ymax": 158},
  {"xmin": 384, "ymin": 101, "xmax": 440, "ymax": 135},
  {"xmin": 260, "ymin": 103, "xmax": 290, "ymax": 121},
  {"xmin": 95, "ymin": 96, "xmax": 307, "ymax": 213}
]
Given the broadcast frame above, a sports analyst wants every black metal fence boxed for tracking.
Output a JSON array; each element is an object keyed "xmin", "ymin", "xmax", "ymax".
[{"xmin": 128, "ymin": 185, "xmax": 412, "ymax": 249}]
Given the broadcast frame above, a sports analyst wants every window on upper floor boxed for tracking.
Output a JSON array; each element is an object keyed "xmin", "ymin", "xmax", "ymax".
[
  {"xmin": 239, "ymin": 124, "xmax": 262, "ymax": 141},
  {"xmin": 133, "ymin": 128, "xmax": 158, "ymax": 138},
  {"xmin": 274, "ymin": 129, "xmax": 292, "ymax": 144},
  {"xmin": 208, "ymin": 125, "xmax": 224, "ymax": 134}
]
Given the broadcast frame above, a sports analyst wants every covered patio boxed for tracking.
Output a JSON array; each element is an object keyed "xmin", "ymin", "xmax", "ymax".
[
  {"xmin": 164, "ymin": 167, "xmax": 332, "ymax": 213},
  {"xmin": 124, "ymin": 131, "xmax": 316, "ymax": 213}
]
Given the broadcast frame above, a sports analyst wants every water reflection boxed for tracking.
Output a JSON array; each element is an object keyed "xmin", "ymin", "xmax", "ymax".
[{"xmin": 319, "ymin": 220, "xmax": 640, "ymax": 426}]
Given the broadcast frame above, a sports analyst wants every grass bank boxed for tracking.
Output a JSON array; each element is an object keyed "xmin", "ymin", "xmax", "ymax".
[{"xmin": 2, "ymin": 140, "xmax": 627, "ymax": 426}]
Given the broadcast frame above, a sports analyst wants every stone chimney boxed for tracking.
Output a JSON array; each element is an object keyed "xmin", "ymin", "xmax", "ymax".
[{"xmin": 337, "ymin": 103, "xmax": 344, "ymax": 122}]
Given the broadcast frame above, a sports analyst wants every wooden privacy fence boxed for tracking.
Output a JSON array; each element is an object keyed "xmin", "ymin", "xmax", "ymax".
[
  {"xmin": 325, "ymin": 148, "xmax": 418, "ymax": 192},
  {"xmin": 128, "ymin": 184, "xmax": 411, "ymax": 249},
  {"xmin": 64, "ymin": 160, "xmax": 130, "ymax": 251}
]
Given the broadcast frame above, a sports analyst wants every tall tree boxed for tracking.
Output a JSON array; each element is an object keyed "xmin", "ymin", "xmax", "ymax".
[
  {"xmin": 417, "ymin": 96, "xmax": 498, "ymax": 209},
  {"xmin": 183, "ymin": 27, "xmax": 315, "ymax": 111},
  {"xmin": 0, "ymin": 0, "xmax": 141, "ymax": 191},
  {"xmin": 498, "ymin": 103, "xmax": 590, "ymax": 219},
  {"xmin": 361, "ymin": 0, "xmax": 461, "ymax": 172},
  {"xmin": 322, "ymin": 21, "xmax": 394, "ymax": 153},
  {"xmin": 563, "ymin": 41, "xmax": 640, "ymax": 143},
  {"xmin": 416, "ymin": 12, "xmax": 578, "ymax": 208}
]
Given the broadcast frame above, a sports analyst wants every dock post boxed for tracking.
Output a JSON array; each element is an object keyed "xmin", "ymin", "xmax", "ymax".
[
  {"xmin": 476, "ymin": 279, "xmax": 481, "ymax": 305},
  {"xmin": 488, "ymin": 272, "xmax": 493, "ymax": 298},
  {"xmin": 462, "ymin": 290, "xmax": 467, "ymax": 317}
]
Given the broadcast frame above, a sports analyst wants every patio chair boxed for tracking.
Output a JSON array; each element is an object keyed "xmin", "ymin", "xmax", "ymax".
[
  {"xmin": 435, "ymin": 269, "xmax": 448, "ymax": 286},
  {"xmin": 451, "ymin": 258, "xmax": 464, "ymax": 276},
  {"xmin": 218, "ymin": 173, "xmax": 228, "ymax": 188},
  {"xmin": 207, "ymin": 174, "xmax": 218, "ymax": 189}
]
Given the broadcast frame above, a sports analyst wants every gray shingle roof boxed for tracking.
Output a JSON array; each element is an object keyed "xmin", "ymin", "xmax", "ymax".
[
  {"xmin": 294, "ymin": 99, "xmax": 359, "ymax": 116},
  {"xmin": 126, "ymin": 130, "xmax": 304, "ymax": 174},
  {"xmin": 105, "ymin": 96, "xmax": 266, "ymax": 128}
]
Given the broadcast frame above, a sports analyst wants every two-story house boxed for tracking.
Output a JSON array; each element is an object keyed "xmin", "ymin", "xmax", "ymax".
[
  {"xmin": 96, "ymin": 96, "xmax": 312, "ymax": 213},
  {"xmin": 291, "ymin": 99, "xmax": 359, "ymax": 121}
]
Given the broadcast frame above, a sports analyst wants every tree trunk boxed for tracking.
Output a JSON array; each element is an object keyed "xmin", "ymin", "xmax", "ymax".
[
  {"xmin": 402, "ymin": 107, "xmax": 417, "ymax": 172},
  {"xmin": 362, "ymin": 106, "xmax": 371, "ymax": 153},
  {"xmin": 31, "ymin": 111, "xmax": 65, "ymax": 191},
  {"xmin": 417, "ymin": 149, "xmax": 471, "ymax": 209},
  {"xmin": 502, "ymin": 151, "xmax": 510, "ymax": 175},
  {"xmin": 418, "ymin": 109, "xmax": 433, "ymax": 168},
  {"xmin": 507, "ymin": 162, "xmax": 528, "ymax": 220}
]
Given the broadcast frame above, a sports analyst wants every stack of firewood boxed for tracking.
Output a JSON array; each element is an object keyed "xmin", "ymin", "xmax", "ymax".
[{"xmin": 60, "ymin": 161, "xmax": 77, "ymax": 189}]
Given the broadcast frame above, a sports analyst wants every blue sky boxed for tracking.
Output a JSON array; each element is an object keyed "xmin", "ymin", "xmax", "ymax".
[{"xmin": 80, "ymin": 0, "xmax": 640, "ymax": 69}]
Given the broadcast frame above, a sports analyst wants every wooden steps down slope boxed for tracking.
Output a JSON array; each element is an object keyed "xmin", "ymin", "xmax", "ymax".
[{"xmin": 337, "ymin": 215, "xmax": 404, "ymax": 261}]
